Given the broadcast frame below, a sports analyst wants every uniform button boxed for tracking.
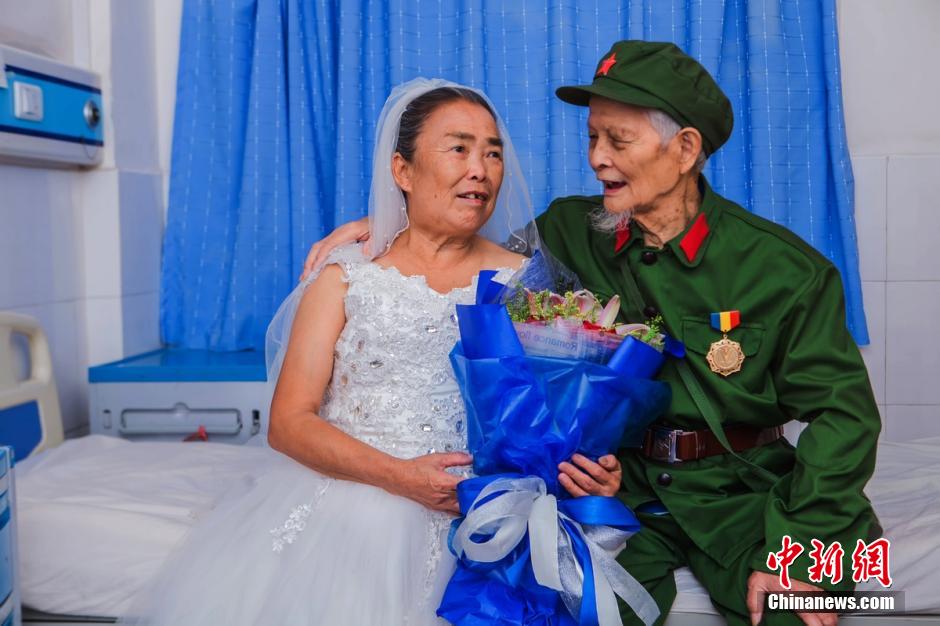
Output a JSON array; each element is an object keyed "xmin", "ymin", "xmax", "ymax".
[
  {"xmin": 641, "ymin": 251, "xmax": 658, "ymax": 265},
  {"xmin": 656, "ymin": 472, "xmax": 673, "ymax": 487},
  {"xmin": 643, "ymin": 305, "xmax": 659, "ymax": 318}
]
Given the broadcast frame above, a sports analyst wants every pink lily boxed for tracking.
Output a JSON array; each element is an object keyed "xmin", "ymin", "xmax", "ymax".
[
  {"xmin": 525, "ymin": 289, "xmax": 540, "ymax": 317},
  {"xmin": 547, "ymin": 292, "xmax": 567, "ymax": 308},
  {"xmin": 572, "ymin": 290, "xmax": 599, "ymax": 320},
  {"xmin": 614, "ymin": 322, "xmax": 650, "ymax": 336},
  {"xmin": 597, "ymin": 294, "xmax": 621, "ymax": 328}
]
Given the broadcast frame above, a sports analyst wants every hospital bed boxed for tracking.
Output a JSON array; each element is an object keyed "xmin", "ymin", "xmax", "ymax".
[{"xmin": 2, "ymin": 311, "xmax": 940, "ymax": 625}]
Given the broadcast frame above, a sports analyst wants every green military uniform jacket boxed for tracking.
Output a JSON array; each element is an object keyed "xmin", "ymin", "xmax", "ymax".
[{"xmin": 536, "ymin": 178, "xmax": 881, "ymax": 588}]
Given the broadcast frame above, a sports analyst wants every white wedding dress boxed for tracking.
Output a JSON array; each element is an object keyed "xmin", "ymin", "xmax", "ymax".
[{"xmin": 123, "ymin": 249, "xmax": 513, "ymax": 626}]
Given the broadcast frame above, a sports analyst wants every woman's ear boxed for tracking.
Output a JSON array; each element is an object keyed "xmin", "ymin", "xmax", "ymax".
[
  {"xmin": 674, "ymin": 127, "xmax": 703, "ymax": 175},
  {"xmin": 391, "ymin": 152, "xmax": 413, "ymax": 193}
]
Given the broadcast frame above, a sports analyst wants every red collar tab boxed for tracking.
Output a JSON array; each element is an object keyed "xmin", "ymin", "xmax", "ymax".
[
  {"xmin": 679, "ymin": 213, "xmax": 709, "ymax": 262},
  {"xmin": 597, "ymin": 53, "xmax": 617, "ymax": 77},
  {"xmin": 614, "ymin": 223, "xmax": 631, "ymax": 252}
]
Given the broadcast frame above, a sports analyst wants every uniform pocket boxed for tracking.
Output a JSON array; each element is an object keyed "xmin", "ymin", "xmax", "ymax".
[{"xmin": 681, "ymin": 316, "xmax": 764, "ymax": 356}]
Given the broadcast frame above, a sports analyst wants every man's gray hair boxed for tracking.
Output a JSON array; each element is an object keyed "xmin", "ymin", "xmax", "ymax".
[
  {"xmin": 588, "ymin": 107, "xmax": 706, "ymax": 234},
  {"xmin": 646, "ymin": 108, "xmax": 707, "ymax": 172}
]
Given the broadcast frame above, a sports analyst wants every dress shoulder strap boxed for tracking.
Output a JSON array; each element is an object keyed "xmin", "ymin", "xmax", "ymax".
[{"xmin": 299, "ymin": 243, "xmax": 369, "ymax": 288}]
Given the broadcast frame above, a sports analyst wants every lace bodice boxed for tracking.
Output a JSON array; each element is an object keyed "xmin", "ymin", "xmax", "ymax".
[{"xmin": 320, "ymin": 246, "xmax": 513, "ymax": 459}]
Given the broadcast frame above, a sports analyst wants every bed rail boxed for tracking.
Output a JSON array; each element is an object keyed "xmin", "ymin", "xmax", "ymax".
[{"xmin": 0, "ymin": 312, "xmax": 64, "ymax": 460}]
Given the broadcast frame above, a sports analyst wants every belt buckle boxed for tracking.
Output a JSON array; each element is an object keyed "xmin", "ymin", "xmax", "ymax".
[{"xmin": 648, "ymin": 426, "xmax": 680, "ymax": 464}]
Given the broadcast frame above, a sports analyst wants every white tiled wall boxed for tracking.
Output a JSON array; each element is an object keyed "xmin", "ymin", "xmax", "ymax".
[
  {"xmin": 840, "ymin": 0, "xmax": 940, "ymax": 441},
  {"xmin": 0, "ymin": 0, "xmax": 75, "ymax": 63},
  {"xmin": 0, "ymin": 164, "xmax": 89, "ymax": 434},
  {"xmin": 0, "ymin": 1, "xmax": 171, "ymax": 435},
  {"xmin": 151, "ymin": 0, "xmax": 183, "ymax": 208}
]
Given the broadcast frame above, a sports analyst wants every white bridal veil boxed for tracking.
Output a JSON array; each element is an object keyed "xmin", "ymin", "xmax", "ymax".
[
  {"xmin": 367, "ymin": 77, "xmax": 536, "ymax": 258},
  {"xmin": 264, "ymin": 77, "xmax": 540, "ymax": 394}
]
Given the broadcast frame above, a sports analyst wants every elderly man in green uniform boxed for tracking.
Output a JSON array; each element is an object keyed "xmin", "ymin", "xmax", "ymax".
[
  {"xmin": 303, "ymin": 40, "xmax": 881, "ymax": 626},
  {"xmin": 535, "ymin": 40, "xmax": 881, "ymax": 626}
]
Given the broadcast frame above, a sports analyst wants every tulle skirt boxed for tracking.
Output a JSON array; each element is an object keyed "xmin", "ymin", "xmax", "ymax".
[{"xmin": 119, "ymin": 450, "xmax": 455, "ymax": 625}]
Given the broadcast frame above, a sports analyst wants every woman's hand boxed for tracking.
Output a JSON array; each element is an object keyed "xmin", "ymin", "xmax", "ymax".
[
  {"xmin": 301, "ymin": 217, "xmax": 371, "ymax": 281},
  {"xmin": 391, "ymin": 451, "xmax": 472, "ymax": 515},
  {"xmin": 558, "ymin": 453, "xmax": 622, "ymax": 497}
]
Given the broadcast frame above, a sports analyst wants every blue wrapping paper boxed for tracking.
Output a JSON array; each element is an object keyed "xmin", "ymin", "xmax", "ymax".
[
  {"xmin": 438, "ymin": 276, "xmax": 674, "ymax": 626},
  {"xmin": 450, "ymin": 301, "xmax": 671, "ymax": 491}
]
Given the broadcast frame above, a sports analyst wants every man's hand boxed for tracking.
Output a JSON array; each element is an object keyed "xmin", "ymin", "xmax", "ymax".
[
  {"xmin": 558, "ymin": 453, "xmax": 622, "ymax": 497},
  {"xmin": 746, "ymin": 571, "xmax": 838, "ymax": 626},
  {"xmin": 301, "ymin": 217, "xmax": 371, "ymax": 281}
]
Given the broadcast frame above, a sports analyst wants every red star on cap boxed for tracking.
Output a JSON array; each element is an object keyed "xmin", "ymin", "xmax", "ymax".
[{"xmin": 597, "ymin": 53, "xmax": 617, "ymax": 77}]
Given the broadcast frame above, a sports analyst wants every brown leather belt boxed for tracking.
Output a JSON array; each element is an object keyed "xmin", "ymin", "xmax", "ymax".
[{"xmin": 640, "ymin": 423, "xmax": 784, "ymax": 464}]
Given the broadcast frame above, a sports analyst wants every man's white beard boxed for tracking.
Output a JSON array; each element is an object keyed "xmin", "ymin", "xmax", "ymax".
[{"xmin": 589, "ymin": 205, "xmax": 632, "ymax": 234}]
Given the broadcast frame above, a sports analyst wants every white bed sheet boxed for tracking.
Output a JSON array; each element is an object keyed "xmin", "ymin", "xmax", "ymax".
[
  {"xmin": 671, "ymin": 436, "xmax": 940, "ymax": 616},
  {"xmin": 16, "ymin": 435, "xmax": 271, "ymax": 617},
  {"xmin": 15, "ymin": 435, "xmax": 940, "ymax": 619}
]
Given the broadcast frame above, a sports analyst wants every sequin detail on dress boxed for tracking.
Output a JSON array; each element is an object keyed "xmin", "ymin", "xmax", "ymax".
[
  {"xmin": 321, "ymin": 260, "xmax": 509, "ymax": 461},
  {"xmin": 270, "ymin": 503, "xmax": 313, "ymax": 553}
]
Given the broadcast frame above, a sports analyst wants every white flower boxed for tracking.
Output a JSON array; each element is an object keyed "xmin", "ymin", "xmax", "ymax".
[{"xmin": 598, "ymin": 295, "xmax": 621, "ymax": 328}]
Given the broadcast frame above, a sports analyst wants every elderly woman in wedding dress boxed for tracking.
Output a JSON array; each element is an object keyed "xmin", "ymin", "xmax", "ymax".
[{"xmin": 121, "ymin": 78, "xmax": 622, "ymax": 626}]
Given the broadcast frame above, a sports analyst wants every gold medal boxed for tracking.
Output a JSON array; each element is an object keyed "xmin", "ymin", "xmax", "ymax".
[{"xmin": 706, "ymin": 334, "xmax": 745, "ymax": 377}]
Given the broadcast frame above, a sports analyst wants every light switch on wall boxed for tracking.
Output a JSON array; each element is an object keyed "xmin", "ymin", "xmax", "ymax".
[{"xmin": 13, "ymin": 81, "xmax": 43, "ymax": 122}]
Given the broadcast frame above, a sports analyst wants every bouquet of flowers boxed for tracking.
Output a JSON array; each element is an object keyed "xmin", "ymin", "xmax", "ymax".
[
  {"xmin": 507, "ymin": 285, "xmax": 668, "ymax": 371},
  {"xmin": 437, "ymin": 260, "xmax": 682, "ymax": 626}
]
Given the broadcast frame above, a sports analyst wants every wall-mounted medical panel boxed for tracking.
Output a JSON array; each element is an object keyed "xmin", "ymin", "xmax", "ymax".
[{"xmin": 0, "ymin": 45, "xmax": 103, "ymax": 168}]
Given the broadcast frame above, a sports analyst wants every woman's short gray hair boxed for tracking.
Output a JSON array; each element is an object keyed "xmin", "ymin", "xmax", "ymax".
[{"xmin": 646, "ymin": 108, "xmax": 707, "ymax": 172}]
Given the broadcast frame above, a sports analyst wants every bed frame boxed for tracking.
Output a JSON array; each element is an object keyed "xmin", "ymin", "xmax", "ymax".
[
  {"xmin": 21, "ymin": 608, "xmax": 114, "ymax": 625},
  {"xmin": 0, "ymin": 312, "xmax": 64, "ymax": 460}
]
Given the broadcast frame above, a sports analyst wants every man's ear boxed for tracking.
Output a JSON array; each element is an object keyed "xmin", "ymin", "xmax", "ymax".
[
  {"xmin": 674, "ymin": 127, "xmax": 704, "ymax": 175},
  {"xmin": 391, "ymin": 152, "xmax": 413, "ymax": 193}
]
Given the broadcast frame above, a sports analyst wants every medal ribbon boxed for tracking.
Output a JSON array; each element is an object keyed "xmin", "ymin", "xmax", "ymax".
[{"xmin": 710, "ymin": 310, "xmax": 741, "ymax": 333}]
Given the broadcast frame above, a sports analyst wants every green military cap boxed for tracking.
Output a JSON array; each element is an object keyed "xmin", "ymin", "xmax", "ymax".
[{"xmin": 556, "ymin": 40, "xmax": 734, "ymax": 156}]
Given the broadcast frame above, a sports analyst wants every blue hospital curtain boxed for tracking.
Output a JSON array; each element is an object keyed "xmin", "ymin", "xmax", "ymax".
[{"xmin": 161, "ymin": 0, "xmax": 867, "ymax": 350}]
